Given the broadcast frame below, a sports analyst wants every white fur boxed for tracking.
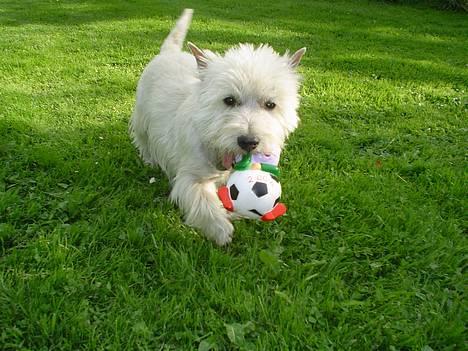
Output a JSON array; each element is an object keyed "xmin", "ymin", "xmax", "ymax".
[{"xmin": 129, "ymin": 9, "xmax": 305, "ymax": 245}]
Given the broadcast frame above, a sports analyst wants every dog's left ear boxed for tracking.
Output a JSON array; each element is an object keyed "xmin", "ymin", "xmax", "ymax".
[
  {"xmin": 288, "ymin": 47, "xmax": 306, "ymax": 69},
  {"xmin": 188, "ymin": 42, "xmax": 209, "ymax": 69}
]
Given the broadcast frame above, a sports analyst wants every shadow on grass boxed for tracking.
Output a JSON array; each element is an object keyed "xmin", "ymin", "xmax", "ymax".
[
  {"xmin": 2, "ymin": 0, "xmax": 465, "ymax": 87},
  {"xmin": 0, "ymin": 0, "xmax": 175, "ymax": 26},
  {"xmin": 0, "ymin": 115, "xmax": 169, "ymax": 190},
  {"xmin": 0, "ymin": 116, "xmax": 174, "ymax": 251},
  {"xmin": 2, "ymin": 0, "xmax": 465, "ymax": 26}
]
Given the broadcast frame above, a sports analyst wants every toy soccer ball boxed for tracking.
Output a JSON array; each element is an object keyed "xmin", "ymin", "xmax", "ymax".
[{"xmin": 218, "ymin": 170, "xmax": 286, "ymax": 221}]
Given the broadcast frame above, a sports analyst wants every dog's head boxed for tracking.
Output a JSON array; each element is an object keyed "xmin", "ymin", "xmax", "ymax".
[{"xmin": 188, "ymin": 42, "xmax": 305, "ymax": 170}]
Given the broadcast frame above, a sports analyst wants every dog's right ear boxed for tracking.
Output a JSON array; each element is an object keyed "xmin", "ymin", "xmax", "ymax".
[
  {"xmin": 188, "ymin": 42, "xmax": 209, "ymax": 69},
  {"xmin": 288, "ymin": 47, "xmax": 306, "ymax": 69}
]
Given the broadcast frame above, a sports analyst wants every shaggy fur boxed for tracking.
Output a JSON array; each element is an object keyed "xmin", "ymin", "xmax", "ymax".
[{"xmin": 129, "ymin": 9, "xmax": 305, "ymax": 245}]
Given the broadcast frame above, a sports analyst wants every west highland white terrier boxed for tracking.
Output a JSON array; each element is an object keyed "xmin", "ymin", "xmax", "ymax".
[{"xmin": 129, "ymin": 9, "xmax": 305, "ymax": 245}]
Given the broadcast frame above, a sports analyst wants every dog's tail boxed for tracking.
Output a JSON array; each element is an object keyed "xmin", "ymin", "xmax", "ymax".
[{"xmin": 160, "ymin": 9, "xmax": 193, "ymax": 53}]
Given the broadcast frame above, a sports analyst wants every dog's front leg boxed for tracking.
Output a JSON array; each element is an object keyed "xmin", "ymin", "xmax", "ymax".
[{"xmin": 170, "ymin": 174, "xmax": 233, "ymax": 246}]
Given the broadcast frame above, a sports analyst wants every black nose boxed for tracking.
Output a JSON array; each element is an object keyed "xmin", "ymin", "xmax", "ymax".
[{"xmin": 237, "ymin": 135, "xmax": 260, "ymax": 152}]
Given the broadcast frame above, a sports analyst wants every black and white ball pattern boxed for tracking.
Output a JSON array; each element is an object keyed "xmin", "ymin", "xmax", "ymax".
[{"xmin": 226, "ymin": 170, "xmax": 281, "ymax": 219}]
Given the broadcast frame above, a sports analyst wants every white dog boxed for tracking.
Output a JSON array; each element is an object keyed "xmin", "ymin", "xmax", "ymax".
[{"xmin": 129, "ymin": 9, "xmax": 305, "ymax": 245}]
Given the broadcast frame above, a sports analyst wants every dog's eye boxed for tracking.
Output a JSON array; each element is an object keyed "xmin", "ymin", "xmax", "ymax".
[
  {"xmin": 223, "ymin": 96, "xmax": 237, "ymax": 107},
  {"xmin": 265, "ymin": 101, "xmax": 276, "ymax": 110}
]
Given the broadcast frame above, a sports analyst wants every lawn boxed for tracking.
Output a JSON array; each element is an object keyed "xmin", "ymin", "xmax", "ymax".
[{"xmin": 0, "ymin": 0, "xmax": 466, "ymax": 350}]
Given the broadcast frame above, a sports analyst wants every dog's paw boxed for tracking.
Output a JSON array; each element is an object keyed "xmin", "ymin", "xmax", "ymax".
[
  {"xmin": 189, "ymin": 214, "xmax": 234, "ymax": 246},
  {"xmin": 228, "ymin": 211, "xmax": 243, "ymax": 221},
  {"xmin": 211, "ymin": 219, "xmax": 234, "ymax": 246}
]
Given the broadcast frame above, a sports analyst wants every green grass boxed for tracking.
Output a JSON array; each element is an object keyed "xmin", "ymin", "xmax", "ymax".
[{"xmin": 1, "ymin": 0, "xmax": 466, "ymax": 350}]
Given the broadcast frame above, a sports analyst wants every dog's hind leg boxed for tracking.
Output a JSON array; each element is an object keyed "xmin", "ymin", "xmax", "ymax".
[
  {"xmin": 129, "ymin": 110, "xmax": 157, "ymax": 166},
  {"xmin": 135, "ymin": 131, "xmax": 156, "ymax": 166},
  {"xmin": 170, "ymin": 174, "xmax": 233, "ymax": 246}
]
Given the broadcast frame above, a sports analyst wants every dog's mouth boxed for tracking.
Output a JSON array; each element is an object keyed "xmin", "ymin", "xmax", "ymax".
[
  {"xmin": 219, "ymin": 145, "xmax": 279, "ymax": 170},
  {"xmin": 217, "ymin": 152, "xmax": 242, "ymax": 170},
  {"xmin": 222, "ymin": 153, "xmax": 235, "ymax": 170},
  {"xmin": 219, "ymin": 148, "xmax": 276, "ymax": 170}
]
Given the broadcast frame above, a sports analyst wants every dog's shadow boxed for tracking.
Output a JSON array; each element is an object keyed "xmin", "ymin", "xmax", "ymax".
[{"xmin": 1, "ymin": 117, "xmax": 178, "ymax": 248}]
